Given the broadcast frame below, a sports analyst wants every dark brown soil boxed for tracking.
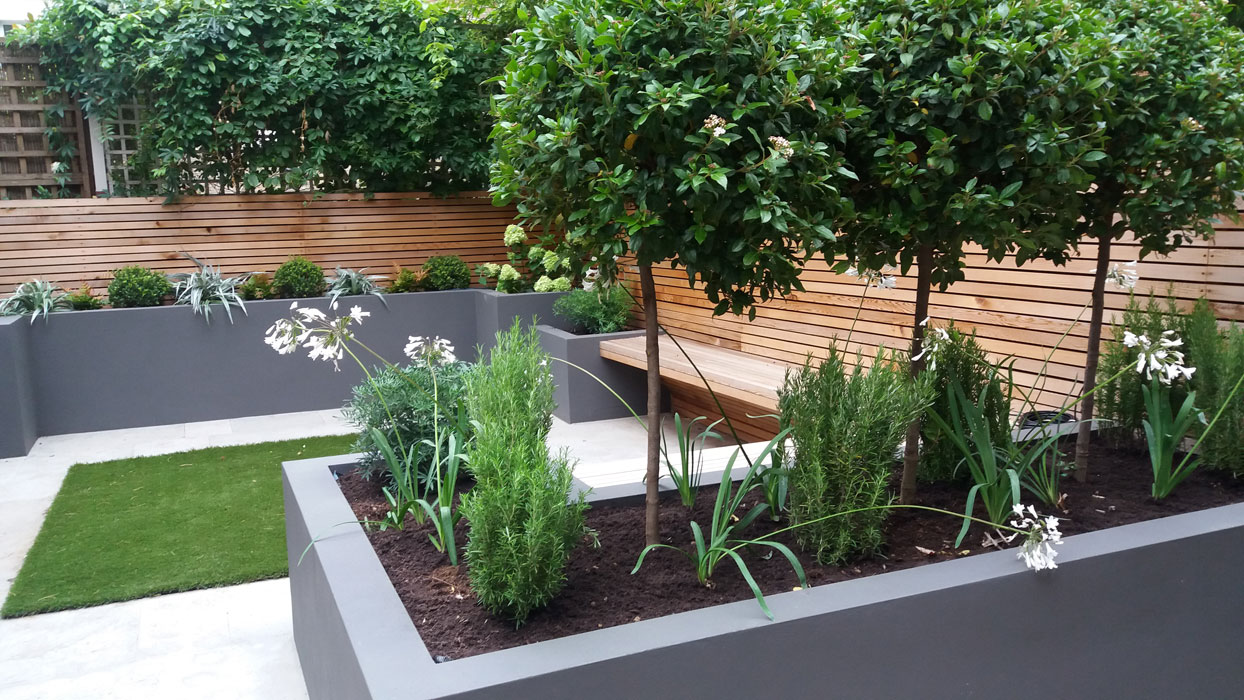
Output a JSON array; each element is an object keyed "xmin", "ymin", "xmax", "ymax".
[{"xmin": 338, "ymin": 442, "xmax": 1244, "ymax": 661}]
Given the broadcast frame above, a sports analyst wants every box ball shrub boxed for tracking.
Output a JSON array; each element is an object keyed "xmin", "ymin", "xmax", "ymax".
[
  {"xmin": 421, "ymin": 255, "xmax": 471, "ymax": 291},
  {"xmin": 107, "ymin": 266, "xmax": 172, "ymax": 308},
  {"xmin": 553, "ymin": 286, "xmax": 633, "ymax": 334},
  {"xmin": 273, "ymin": 257, "xmax": 327, "ymax": 299}
]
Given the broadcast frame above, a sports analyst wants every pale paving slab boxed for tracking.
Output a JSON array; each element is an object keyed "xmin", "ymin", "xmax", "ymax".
[{"xmin": 0, "ymin": 579, "xmax": 307, "ymax": 700}]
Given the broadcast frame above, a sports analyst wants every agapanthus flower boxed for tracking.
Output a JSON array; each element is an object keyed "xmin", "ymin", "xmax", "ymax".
[
  {"xmin": 1103, "ymin": 261, "xmax": 1138, "ymax": 290},
  {"xmin": 404, "ymin": 336, "xmax": 456, "ymax": 366},
  {"xmin": 912, "ymin": 324, "xmax": 950, "ymax": 372},
  {"xmin": 503, "ymin": 224, "xmax": 527, "ymax": 247},
  {"xmin": 1009, "ymin": 504, "xmax": 1064, "ymax": 571},
  {"xmin": 1124, "ymin": 330, "xmax": 1196, "ymax": 385},
  {"xmin": 263, "ymin": 301, "xmax": 363, "ymax": 371},
  {"xmin": 845, "ymin": 265, "xmax": 897, "ymax": 289}
]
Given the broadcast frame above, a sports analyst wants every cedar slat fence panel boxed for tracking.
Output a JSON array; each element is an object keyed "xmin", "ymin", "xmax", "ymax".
[
  {"xmin": 0, "ymin": 191, "xmax": 519, "ymax": 293},
  {"xmin": 631, "ymin": 204, "xmax": 1244, "ymax": 420}
]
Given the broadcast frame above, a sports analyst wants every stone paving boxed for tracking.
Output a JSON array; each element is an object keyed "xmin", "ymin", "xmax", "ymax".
[{"xmin": 0, "ymin": 409, "xmax": 669, "ymax": 699}]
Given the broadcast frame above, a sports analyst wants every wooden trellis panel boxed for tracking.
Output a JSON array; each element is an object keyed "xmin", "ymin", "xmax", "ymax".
[
  {"xmin": 0, "ymin": 191, "xmax": 519, "ymax": 293},
  {"xmin": 0, "ymin": 23, "xmax": 92, "ymax": 199}
]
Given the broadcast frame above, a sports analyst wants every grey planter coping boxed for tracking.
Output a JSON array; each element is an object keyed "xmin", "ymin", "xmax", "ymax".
[
  {"xmin": 0, "ymin": 289, "xmax": 645, "ymax": 458},
  {"xmin": 284, "ymin": 454, "xmax": 1244, "ymax": 700}
]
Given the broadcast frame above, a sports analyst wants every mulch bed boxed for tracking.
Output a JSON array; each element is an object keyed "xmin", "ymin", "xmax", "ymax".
[{"xmin": 338, "ymin": 441, "xmax": 1244, "ymax": 660}]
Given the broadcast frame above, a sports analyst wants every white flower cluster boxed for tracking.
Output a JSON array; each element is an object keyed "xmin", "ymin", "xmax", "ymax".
[
  {"xmin": 1007, "ymin": 504, "xmax": 1064, "ymax": 571},
  {"xmin": 582, "ymin": 267, "xmax": 601, "ymax": 291},
  {"xmin": 263, "ymin": 302, "xmax": 369, "ymax": 371},
  {"xmin": 1104, "ymin": 260, "xmax": 1139, "ymax": 290},
  {"xmin": 845, "ymin": 265, "xmax": 897, "ymax": 289},
  {"xmin": 768, "ymin": 135, "xmax": 794, "ymax": 159},
  {"xmin": 1182, "ymin": 116, "xmax": 1205, "ymax": 132},
  {"xmin": 404, "ymin": 335, "xmax": 456, "ymax": 367},
  {"xmin": 503, "ymin": 224, "xmax": 527, "ymax": 247},
  {"xmin": 912, "ymin": 318, "xmax": 949, "ymax": 372},
  {"xmin": 1124, "ymin": 330, "xmax": 1195, "ymax": 385},
  {"xmin": 703, "ymin": 114, "xmax": 727, "ymax": 138}
]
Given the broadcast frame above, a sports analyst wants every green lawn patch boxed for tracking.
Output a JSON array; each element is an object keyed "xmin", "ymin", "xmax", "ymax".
[{"xmin": 1, "ymin": 434, "xmax": 356, "ymax": 618}]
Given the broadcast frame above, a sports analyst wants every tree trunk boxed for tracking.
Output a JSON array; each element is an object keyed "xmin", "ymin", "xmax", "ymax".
[
  {"xmin": 639, "ymin": 264, "xmax": 662, "ymax": 546},
  {"xmin": 900, "ymin": 244, "xmax": 934, "ymax": 505},
  {"xmin": 1073, "ymin": 232, "xmax": 1113, "ymax": 482}
]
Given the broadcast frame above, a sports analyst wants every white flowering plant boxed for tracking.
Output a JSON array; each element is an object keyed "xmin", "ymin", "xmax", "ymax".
[
  {"xmin": 476, "ymin": 223, "xmax": 579, "ymax": 293},
  {"xmin": 266, "ymin": 301, "xmax": 468, "ymax": 563}
]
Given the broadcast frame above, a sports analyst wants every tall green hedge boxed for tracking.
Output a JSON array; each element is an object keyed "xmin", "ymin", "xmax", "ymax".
[{"xmin": 19, "ymin": 0, "xmax": 501, "ymax": 195}]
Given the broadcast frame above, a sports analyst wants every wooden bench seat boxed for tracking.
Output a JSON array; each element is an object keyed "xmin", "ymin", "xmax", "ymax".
[{"xmin": 598, "ymin": 334, "xmax": 792, "ymax": 440}]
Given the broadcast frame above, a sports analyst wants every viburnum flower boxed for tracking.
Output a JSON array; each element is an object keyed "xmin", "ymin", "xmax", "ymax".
[
  {"xmin": 404, "ymin": 336, "xmax": 456, "ymax": 366},
  {"xmin": 703, "ymin": 114, "xmax": 727, "ymax": 137},
  {"xmin": 1008, "ymin": 504, "xmax": 1064, "ymax": 571},
  {"xmin": 768, "ymin": 135, "xmax": 794, "ymax": 159},
  {"xmin": 1103, "ymin": 261, "xmax": 1139, "ymax": 290},
  {"xmin": 1124, "ymin": 330, "xmax": 1196, "ymax": 385}
]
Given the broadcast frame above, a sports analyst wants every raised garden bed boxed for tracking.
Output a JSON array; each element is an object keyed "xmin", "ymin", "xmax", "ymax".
[
  {"xmin": 284, "ymin": 444, "xmax": 1244, "ymax": 699},
  {"xmin": 0, "ymin": 290, "xmax": 646, "ymax": 458}
]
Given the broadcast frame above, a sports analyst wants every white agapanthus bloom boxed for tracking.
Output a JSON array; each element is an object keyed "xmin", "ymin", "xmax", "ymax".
[
  {"xmin": 1123, "ymin": 330, "xmax": 1196, "ymax": 385},
  {"xmin": 1008, "ymin": 504, "xmax": 1064, "ymax": 571},
  {"xmin": 404, "ymin": 336, "xmax": 456, "ymax": 367},
  {"xmin": 262, "ymin": 301, "xmax": 366, "ymax": 371},
  {"xmin": 845, "ymin": 265, "xmax": 897, "ymax": 289},
  {"xmin": 1103, "ymin": 261, "xmax": 1139, "ymax": 290},
  {"xmin": 912, "ymin": 324, "xmax": 950, "ymax": 372}
]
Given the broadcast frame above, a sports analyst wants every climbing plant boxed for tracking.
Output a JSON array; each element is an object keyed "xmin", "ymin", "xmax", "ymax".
[{"xmin": 17, "ymin": 0, "xmax": 501, "ymax": 195}]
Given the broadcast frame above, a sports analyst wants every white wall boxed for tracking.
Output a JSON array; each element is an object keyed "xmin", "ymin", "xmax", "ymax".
[{"xmin": 1, "ymin": 0, "xmax": 46, "ymax": 22}]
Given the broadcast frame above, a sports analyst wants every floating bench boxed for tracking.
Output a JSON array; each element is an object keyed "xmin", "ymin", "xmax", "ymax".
[{"xmin": 598, "ymin": 333, "xmax": 791, "ymax": 441}]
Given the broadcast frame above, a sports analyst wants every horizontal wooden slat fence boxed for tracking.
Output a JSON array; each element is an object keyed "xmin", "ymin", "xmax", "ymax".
[
  {"xmin": 0, "ymin": 191, "xmax": 519, "ymax": 293},
  {"xmin": 631, "ymin": 204, "xmax": 1244, "ymax": 425}
]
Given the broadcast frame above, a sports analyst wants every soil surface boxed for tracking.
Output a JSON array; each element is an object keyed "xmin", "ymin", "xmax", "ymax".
[{"xmin": 338, "ymin": 442, "xmax": 1244, "ymax": 660}]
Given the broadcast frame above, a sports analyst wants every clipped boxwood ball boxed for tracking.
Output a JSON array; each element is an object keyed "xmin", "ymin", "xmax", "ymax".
[
  {"xmin": 108, "ymin": 266, "xmax": 172, "ymax": 308},
  {"xmin": 421, "ymin": 255, "xmax": 471, "ymax": 291},
  {"xmin": 273, "ymin": 256, "xmax": 327, "ymax": 298}
]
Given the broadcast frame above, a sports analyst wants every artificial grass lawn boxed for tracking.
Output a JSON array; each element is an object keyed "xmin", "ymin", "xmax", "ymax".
[{"xmin": 1, "ymin": 434, "xmax": 356, "ymax": 618}]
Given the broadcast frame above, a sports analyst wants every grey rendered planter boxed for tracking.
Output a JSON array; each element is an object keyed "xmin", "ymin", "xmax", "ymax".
[
  {"xmin": 537, "ymin": 324, "xmax": 654, "ymax": 424},
  {"xmin": 284, "ymin": 455, "xmax": 1244, "ymax": 700},
  {"xmin": 0, "ymin": 289, "xmax": 572, "ymax": 458}
]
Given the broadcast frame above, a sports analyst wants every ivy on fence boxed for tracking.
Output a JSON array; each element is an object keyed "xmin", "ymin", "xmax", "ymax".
[{"xmin": 15, "ymin": 0, "xmax": 502, "ymax": 196}]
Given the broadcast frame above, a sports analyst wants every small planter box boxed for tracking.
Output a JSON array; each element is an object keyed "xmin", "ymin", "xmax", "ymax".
[
  {"xmin": 537, "ymin": 325, "xmax": 652, "ymax": 424},
  {"xmin": 284, "ymin": 455, "xmax": 1244, "ymax": 700},
  {"xmin": 0, "ymin": 289, "xmax": 571, "ymax": 458}
]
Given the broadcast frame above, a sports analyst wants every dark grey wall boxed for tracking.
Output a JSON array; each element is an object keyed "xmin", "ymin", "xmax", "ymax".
[
  {"xmin": 538, "ymin": 326, "xmax": 649, "ymax": 423},
  {"xmin": 0, "ymin": 317, "xmax": 37, "ymax": 457},
  {"xmin": 0, "ymin": 289, "xmax": 601, "ymax": 457},
  {"xmin": 285, "ymin": 451, "xmax": 1244, "ymax": 700}
]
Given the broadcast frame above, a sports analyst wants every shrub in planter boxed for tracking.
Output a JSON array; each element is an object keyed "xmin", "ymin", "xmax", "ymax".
[
  {"xmin": 342, "ymin": 360, "xmax": 473, "ymax": 489},
  {"xmin": 1182, "ymin": 299, "xmax": 1244, "ymax": 476},
  {"xmin": 779, "ymin": 346, "xmax": 932, "ymax": 565},
  {"xmin": 388, "ymin": 267, "xmax": 424, "ymax": 293},
  {"xmin": 0, "ymin": 279, "xmax": 72, "ymax": 321},
  {"xmin": 273, "ymin": 256, "xmax": 327, "ymax": 299},
  {"xmin": 553, "ymin": 286, "xmax": 633, "ymax": 334},
  {"xmin": 238, "ymin": 273, "xmax": 274, "ymax": 301},
  {"xmin": 107, "ymin": 265, "xmax": 172, "ymax": 308},
  {"xmin": 460, "ymin": 322, "xmax": 587, "ymax": 625},
  {"xmin": 920, "ymin": 325, "xmax": 1010, "ymax": 482},
  {"xmin": 63, "ymin": 283, "xmax": 104, "ymax": 310},
  {"xmin": 421, "ymin": 255, "xmax": 471, "ymax": 291}
]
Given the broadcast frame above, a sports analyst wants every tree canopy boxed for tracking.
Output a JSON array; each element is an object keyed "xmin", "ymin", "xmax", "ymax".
[{"xmin": 490, "ymin": 0, "xmax": 865, "ymax": 317}]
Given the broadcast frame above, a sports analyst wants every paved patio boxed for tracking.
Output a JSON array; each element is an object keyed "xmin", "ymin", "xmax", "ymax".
[{"xmin": 0, "ymin": 409, "xmax": 669, "ymax": 699}]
